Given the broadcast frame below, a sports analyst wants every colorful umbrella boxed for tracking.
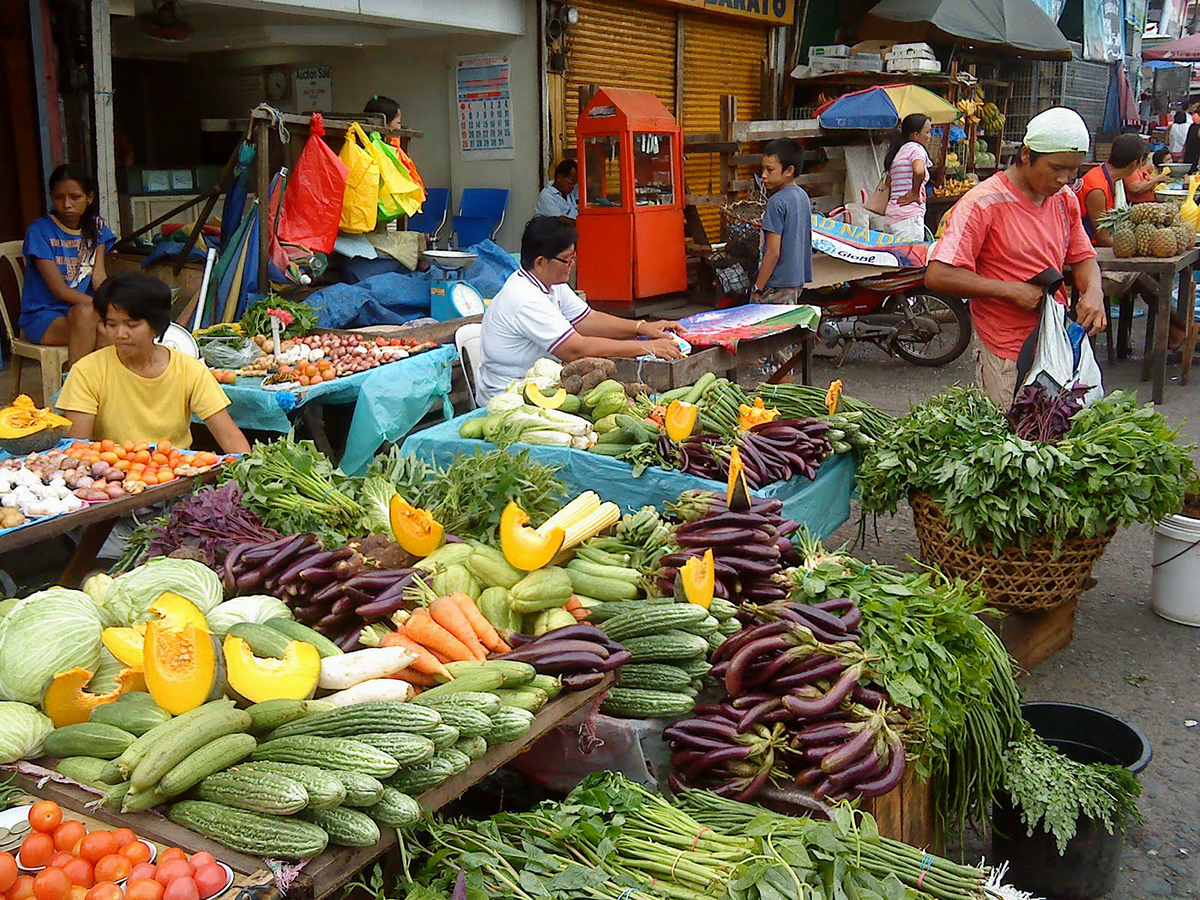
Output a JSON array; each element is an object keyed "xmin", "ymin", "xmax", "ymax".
[{"xmin": 816, "ymin": 84, "xmax": 958, "ymax": 130}]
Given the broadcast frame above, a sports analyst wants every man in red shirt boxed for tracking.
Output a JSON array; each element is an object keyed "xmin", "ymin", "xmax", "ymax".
[{"xmin": 926, "ymin": 107, "xmax": 1106, "ymax": 406}]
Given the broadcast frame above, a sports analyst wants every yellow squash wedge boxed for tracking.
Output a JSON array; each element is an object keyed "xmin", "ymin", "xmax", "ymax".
[
  {"xmin": 222, "ymin": 636, "xmax": 321, "ymax": 703},
  {"xmin": 500, "ymin": 501, "xmax": 565, "ymax": 571},
  {"xmin": 143, "ymin": 620, "xmax": 225, "ymax": 715},
  {"xmin": 524, "ymin": 383, "xmax": 568, "ymax": 410},
  {"xmin": 389, "ymin": 494, "xmax": 445, "ymax": 557},
  {"xmin": 665, "ymin": 400, "xmax": 698, "ymax": 442},
  {"xmin": 41, "ymin": 666, "xmax": 142, "ymax": 728},
  {"xmin": 726, "ymin": 446, "xmax": 752, "ymax": 512},
  {"xmin": 102, "ymin": 625, "xmax": 147, "ymax": 670},
  {"xmin": 675, "ymin": 549, "xmax": 715, "ymax": 610},
  {"xmin": 737, "ymin": 398, "xmax": 779, "ymax": 431}
]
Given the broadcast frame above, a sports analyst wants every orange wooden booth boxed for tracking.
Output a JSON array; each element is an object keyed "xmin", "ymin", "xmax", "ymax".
[{"xmin": 576, "ymin": 88, "xmax": 688, "ymax": 303}]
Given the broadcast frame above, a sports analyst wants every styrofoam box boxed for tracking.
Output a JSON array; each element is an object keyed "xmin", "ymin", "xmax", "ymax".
[
  {"xmin": 846, "ymin": 55, "xmax": 884, "ymax": 71},
  {"xmin": 809, "ymin": 57, "xmax": 850, "ymax": 74},
  {"xmin": 885, "ymin": 42, "xmax": 936, "ymax": 59},
  {"xmin": 886, "ymin": 57, "xmax": 942, "ymax": 74},
  {"xmin": 809, "ymin": 44, "xmax": 851, "ymax": 59}
]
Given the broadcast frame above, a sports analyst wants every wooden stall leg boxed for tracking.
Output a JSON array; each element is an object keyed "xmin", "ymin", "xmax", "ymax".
[
  {"xmin": 1118, "ymin": 295, "xmax": 1134, "ymax": 359},
  {"xmin": 300, "ymin": 404, "xmax": 337, "ymax": 461},
  {"xmin": 58, "ymin": 520, "xmax": 117, "ymax": 588},
  {"xmin": 1152, "ymin": 275, "xmax": 1172, "ymax": 404}
]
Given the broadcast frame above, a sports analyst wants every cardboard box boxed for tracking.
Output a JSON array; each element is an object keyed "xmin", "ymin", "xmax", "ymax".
[
  {"xmin": 808, "ymin": 44, "xmax": 851, "ymax": 59},
  {"xmin": 808, "ymin": 56, "xmax": 850, "ymax": 74},
  {"xmin": 851, "ymin": 41, "xmax": 895, "ymax": 57},
  {"xmin": 845, "ymin": 54, "xmax": 883, "ymax": 72},
  {"xmin": 886, "ymin": 57, "xmax": 941, "ymax": 74},
  {"xmin": 885, "ymin": 41, "xmax": 937, "ymax": 59}
]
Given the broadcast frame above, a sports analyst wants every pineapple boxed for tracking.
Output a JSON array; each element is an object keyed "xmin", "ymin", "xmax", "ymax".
[
  {"xmin": 1151, "ymin": 226, "xmax": 1178, "ymax": 258},
  {"xmin": 1136, "ymin": 222, "xmax": 1157, "ymax": 256},
  {"xmin": 1099, "ymin": 206, "xmax": 1137, "ymax": 258},
  {"xmin": 1160, "ymin": 203, "xmax": 1179, "ymax": 226},
  {"xmin": 1130, "ymin": 203, "xmax": 1153, "ymax": 225},
  {"xmin": 1176, "ymin": 221, "xmax": 1194, "ymax": 254}
]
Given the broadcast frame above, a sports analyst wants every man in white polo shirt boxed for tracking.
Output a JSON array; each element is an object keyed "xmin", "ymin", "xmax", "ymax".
[{"xmin": 476, "ymin": 216, "xmax": 683, "ymax": 404}]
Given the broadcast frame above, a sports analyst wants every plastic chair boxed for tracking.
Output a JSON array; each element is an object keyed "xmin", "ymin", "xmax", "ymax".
[
  {"xmin": 453, "ymin": 188, "xmax": 509, "ymax": 248},
  {"xmin": 406, "ymin": 188, "xmax": 450, "ymax": 240},
  {"xmin": 0, "ymin": 241, "xmax": 68, "ymax": 405},
  {"xmin": 455, "ymin": 322, "xmax": 483, "ymax": 409}
]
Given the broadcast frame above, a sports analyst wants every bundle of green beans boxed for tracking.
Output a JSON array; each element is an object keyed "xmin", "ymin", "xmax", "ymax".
[
  {"xmin": 696, "ymin": 377, "xmax": 749, "ymax": 438},
  {"xmin": 755, "ymin": 382, "xmax": 894, "ymax": 440},
  {"xmin": 675, "ymin": 790, "xmax": 993, "ymax": 900}
]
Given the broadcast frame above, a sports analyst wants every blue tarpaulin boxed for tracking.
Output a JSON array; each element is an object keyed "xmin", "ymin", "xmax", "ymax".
[
  {"xmin": 305, "ymin": 240, "xmax": 518, "ymax": 329},
  {"xmin": 402, "ymin": 410, "xmax": 855, "ymax": 539}
]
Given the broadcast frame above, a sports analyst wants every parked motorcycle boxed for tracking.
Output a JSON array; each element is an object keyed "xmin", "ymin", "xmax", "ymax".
[{"xmin": 809, "ymin": 267, "xmax": 972, "ymax": 367}]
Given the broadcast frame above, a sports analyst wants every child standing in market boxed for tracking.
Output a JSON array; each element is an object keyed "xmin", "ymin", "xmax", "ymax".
[
  {"xmin": 20, "ymin": 165, "xmax": 116, "ymax": 366},
  {"xmin": 752, "ymin": 138, "xmax": 813, "ymax": 304}
]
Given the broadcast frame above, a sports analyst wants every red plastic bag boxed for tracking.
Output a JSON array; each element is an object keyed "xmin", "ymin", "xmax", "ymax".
[{"xmin": 279, "ymin": 113, "xmax": 347, "ymax": 254}]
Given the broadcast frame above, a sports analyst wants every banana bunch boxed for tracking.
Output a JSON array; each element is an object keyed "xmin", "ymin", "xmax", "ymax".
[
  {"xmin": 979, "ymin": 102, "xmax": 1005, "ymax": 135},
  {"xmin": 956, "ymin": 98, "xmax": 981, "ymax": 123}
]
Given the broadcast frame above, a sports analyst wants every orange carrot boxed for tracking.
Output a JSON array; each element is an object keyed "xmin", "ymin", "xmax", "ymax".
[
  {"xmin": 430, "ymin": 595, "xmax": 488, "ymax": 660},
  {"xmin": 381, "ymin": 630, "xmax": 454, "ymax": 679},
  {"xmin": 391, "ymin": 666, "xmax": 437, "ymax": 687},
  {"xmin": 448, "ymin": 592, "xmax": 511, "ymax": 654},
  {"xmin": 403, "ymin": 608, "xmax": 475, "ymax": 662},
  {"xmin": 569, "ymin": 607, "xmax": 590, "ymax": 621}
]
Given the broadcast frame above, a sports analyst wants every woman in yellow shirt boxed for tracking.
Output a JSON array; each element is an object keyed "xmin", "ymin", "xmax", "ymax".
[{"xmin": 57, "ymin": 274, "xmax": 251, "ymax": 454}]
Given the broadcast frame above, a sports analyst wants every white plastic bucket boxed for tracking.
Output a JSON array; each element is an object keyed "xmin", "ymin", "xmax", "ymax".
[{"xmin": 1151, "ymin": 515, "xmax": 1200, "ymax": 626}]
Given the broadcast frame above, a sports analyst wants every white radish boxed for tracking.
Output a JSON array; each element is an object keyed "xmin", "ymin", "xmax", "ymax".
[
  {"xmin": 318, "ymin": 646, "xmax": 417, "ymax": 690},
  {"xmin": 322, "ymin": 678, "xmax": 414, "ymax": 707}
]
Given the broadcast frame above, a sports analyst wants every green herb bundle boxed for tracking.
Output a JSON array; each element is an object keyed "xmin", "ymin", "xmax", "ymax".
[
  {"xmin": 239, "ymin": 293, "xmax": 320, "ymax": 338},
  {"xmin": 790, "ymin": 534, "xmax": 1023, "ymax": 834},
  {"xmin": 1002, "ymin": 726, "xmax": 1142, "ymax": 854},
  {"xmin": 857, "ymin": 388, "xmax": 1196, "ymax": 553}
]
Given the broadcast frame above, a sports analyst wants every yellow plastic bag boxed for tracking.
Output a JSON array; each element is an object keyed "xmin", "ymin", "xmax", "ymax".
[
  {"xmin": 338, "ymin": 122, "xmax": 379, "ymax": 234},
  {"xmin": 369, "ymin": 131, "xmax": 423, "ymax": 220}
]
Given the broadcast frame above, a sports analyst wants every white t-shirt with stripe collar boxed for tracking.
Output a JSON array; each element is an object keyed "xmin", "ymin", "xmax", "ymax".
[{"xmin": 476, "ymin": 268, "xmax": 590, "ymax": 405}]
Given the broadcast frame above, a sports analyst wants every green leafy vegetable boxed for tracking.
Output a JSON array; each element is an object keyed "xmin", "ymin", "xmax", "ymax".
[
  {"xmin": 1002, "ymin": 725, "xmax": 1142, "ymax": 854},
  {"xmin": 107, "ymin": 557, "xmax": 224, "ymax": 626},
  {"xmin": 0, "ymin": 702, "xmax": 53, "ymax": 764},
  {"xmin": 239, "ymin": 293, "xmax": 320, "ymax": 338},
  {"xmin": 205, "ymin": 596, "xmax": 294, "ymax": 635},
  {"xmin": 858, "ymin": 388, "xmax": 1197, "ymax": 553},
  {"xmin": 0, "ymin": 589, "xmax": 107, "ymax": 704}
]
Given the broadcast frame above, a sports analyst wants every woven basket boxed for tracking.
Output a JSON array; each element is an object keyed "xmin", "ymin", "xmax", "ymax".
[{"xmin": 909, "ymin": 492, "xmax": 1115, "ymax": 613}]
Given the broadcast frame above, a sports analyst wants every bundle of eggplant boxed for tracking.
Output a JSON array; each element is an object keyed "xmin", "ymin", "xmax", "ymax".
[
  {"xmin": 498, "ymin": 624, "xmax": 631, "ymax": 691},
  {"xmin": 665, "ymin": 713, "xmax": 791, "ymax": 801},
  {"xmin": 656, "ymin": 494, "xmax": 797, "ymax": 605},
  {"xmin": 672, "ymin": 419, "xmax": 830, "ymax": 488},
  {"xmin": 669, "ymin": 598, "xmax": 909, "ymax": 803},
  {"xmin": 223, "ymin": 533, "xmax": 416, "ymax": 649}
]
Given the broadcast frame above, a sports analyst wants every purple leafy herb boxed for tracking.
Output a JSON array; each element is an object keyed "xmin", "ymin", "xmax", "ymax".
[
  {"xmin": 146, "ymin": 483, "xmax": 280, "ymax": 568},
  {"xmin": 1006, "ymin": 382, "xmax": 1090, "ymax": 442}
]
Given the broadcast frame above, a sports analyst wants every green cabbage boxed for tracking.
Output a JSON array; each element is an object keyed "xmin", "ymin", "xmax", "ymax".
[
  {"xmin": 106, "ymin": 558, "xmax": 224, "ymax": 627},
  {"xmin": 0, "ymin": 597, "xmax": 21, "ymax": 621},
  {"xmin": 0, "ymin": 702, "xmax": 53, "ymax": 763},
  {"xmin": 360, "ymin": 475, "xmax": 396, "ymax": 535},
  {"xmin": 83, "ymin": 572, "xmax": 115, "ymax": 606},
  {"xmin": 0, "ymin": 588, "xmax": 106, "ymax": 704},
  {"xmin": 205, "ymin": 595, "xmax": 293, "ymax": 635},
  {"xmin": 88, "ymin": 648, "xmax": 129, "ymax": 694}
]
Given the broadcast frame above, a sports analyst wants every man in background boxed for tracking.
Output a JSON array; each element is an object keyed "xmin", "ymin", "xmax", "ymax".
[{"xmin": 535, "ymin": 160, "xmax": 579, "ymax": 220}]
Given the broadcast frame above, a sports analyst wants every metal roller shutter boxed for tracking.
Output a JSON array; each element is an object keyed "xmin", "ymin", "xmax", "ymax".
[
  {"xmin": 681, "ymin": 12, "xmax": 769, "ymax": 237},
  {"xmin": 565, "ymin": 0, "xmax": 677, "ymax": 149}
]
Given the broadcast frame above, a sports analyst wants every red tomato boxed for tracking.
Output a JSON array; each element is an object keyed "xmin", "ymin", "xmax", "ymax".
[
  {"xmin": 46, "ymin": 856, "xmax": 72, "ymax": 873},
  {"xmin": 77, "ymin": 834, "xmax": 117, "ymax": 867},
  {"xmin": 67, "ymin": 887, "xmax": 87, "ymax": 900},
  {"xmin": 19, "ymin": 834, "xmax": 54, "ymax": 870},
  {"xmin": 162, "ymin": 879, "xmax": 198, "ymax": 900},
  {"xmin": 91, "ymin": 857, "xmax": 129, "ymax": 886},
  {"xmin": 108, "ymin": 830, "xmax": 136, "ymax": 850},
  {"xmin": 10, "ymin": 876, "xmax": 36, "ymax": 900},
  {"xmin": 125, "ymin": 881, "xmax": 164, "ymax": 900},
  {"xmin": 120, "ymin": 842, "xmax": 152, "ymax": 867},
  {"xmin": 60, "ymin": 861, "xmax": 92, "ymax": 891},
  {"xmin": 51, "ymin": 824, "xmax": 85, "ymax": 856},
  {"xmin": 31, "ymin": 868, "xmax": 70, "ymax": 900},
  {"xmin": 184, "ymin": 855, "xmax": 214, "ymax": 873},
  {"xmin": 127, "ymin": 865, "xmax": 157, "ymax": 886},
  {"xmin": 0, "ymin": 852, "xmax": 17, "ymax": 893},
  {"xmin": 27, "ymin": 804, "xmax": 61, "ymax": 835},
  {"xmin": 154, "ymin": 860, "xmax": 193, "ymax": 886},
  {"xmin": 157, "ymin": 851, "xmax": 186, "ymax": 866},
  {"xmin": 191, "ymin": 866, "xmax": 225, "ymax": 900},
  {"xmin": 82, "ymin": 884, "xmax": 122, "ymax": 900}
]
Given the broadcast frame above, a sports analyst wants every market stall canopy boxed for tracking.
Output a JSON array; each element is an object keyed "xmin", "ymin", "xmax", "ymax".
[
  {"xmin": 864, "ymin": 0, "xmax": 1072, "ymax": 60},
  {"xmin": 1144, "ymin": 33, "xmax": 1200, "ymax": 61},
  {"xmin": 816, "ymin": 85, "xmax": 957, "ymax": 129}
]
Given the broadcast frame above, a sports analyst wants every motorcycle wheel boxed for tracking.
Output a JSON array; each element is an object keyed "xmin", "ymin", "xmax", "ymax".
[{"xmin": 887, "ymin": 293, "xmax": 972, "ymax": 367}]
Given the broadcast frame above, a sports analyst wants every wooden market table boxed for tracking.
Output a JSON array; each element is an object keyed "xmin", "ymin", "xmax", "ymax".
[
  {"xmin": 613, "ymin": 328, "xmax": 816, "ymax": 392},
  {"xmin": 1092, "ymin": 247, "xmax": 1200, "ymax": 404},
  {"xmin": 0, "ymin": 468, "xmax": 223, "ymax": 588},
  {"xmin": 6, "ymin": 673, "xmax": 614, "ymax": 900}
]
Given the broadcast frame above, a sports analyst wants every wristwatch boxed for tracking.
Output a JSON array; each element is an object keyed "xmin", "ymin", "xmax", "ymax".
[{"xmin": 635, "ymin": 320, "xmax": 646, "ymax": 336}]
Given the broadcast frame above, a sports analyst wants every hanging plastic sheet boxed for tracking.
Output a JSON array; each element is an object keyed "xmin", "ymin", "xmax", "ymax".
[
  {"xmin": 278, "ymin": 113, "xmax": 347, "ymax": 254},
  {"xmin": 220, "ymin": 143, "xmax": 256, "ymax": 254}
]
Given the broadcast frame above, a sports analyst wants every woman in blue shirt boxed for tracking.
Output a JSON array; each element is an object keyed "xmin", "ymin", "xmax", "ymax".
[{"xmin": 21, "ymin": 165, "xmax": 116, "ymax": 365}]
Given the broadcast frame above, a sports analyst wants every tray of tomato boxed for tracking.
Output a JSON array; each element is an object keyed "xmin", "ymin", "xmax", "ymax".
[{"xmin": 0, "ymin": 802, "xmax": 231, "ymax": 900}]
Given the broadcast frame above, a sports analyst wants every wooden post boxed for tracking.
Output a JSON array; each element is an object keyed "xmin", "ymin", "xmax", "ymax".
[
  {"xmin": 90, "ymin": 0, "xmax": 118, "ymax": 232},
  {"xmin": 720, "ymin": 94, "xmax": 738, "ymax": 207},
  {"xmin": 255, "ymin": 117, "xmax": 270, "ymax": 293},
  {"xmin": 674, "ymin": 14, "xmax": 685, "ymax": 119}
]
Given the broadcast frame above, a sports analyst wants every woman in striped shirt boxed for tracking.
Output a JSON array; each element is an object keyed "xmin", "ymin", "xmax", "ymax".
[{"xmin": 883, "ymin": 114, "xmax": 933, "ymax": 242}]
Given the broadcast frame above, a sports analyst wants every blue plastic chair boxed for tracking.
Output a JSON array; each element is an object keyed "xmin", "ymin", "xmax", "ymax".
[
  {"xmin": 453, "ymin": 188, "xmax": 509, "ymax": 248},
  {"xmin": 406, "ymin": 188, "xmax": 450, "ymax": 239}
]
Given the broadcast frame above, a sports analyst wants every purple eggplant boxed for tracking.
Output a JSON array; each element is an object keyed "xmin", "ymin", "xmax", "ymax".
[
  {"xmin": 259, "ymin": 534, "xmax": 318, "ymax": 579},
  {"xmin": 298, "ymin": 565, "xmax": 340, "ymax": 586},
  {"xmin": 781, "ymin": 664, "xmax": 863, "ymax": 719},
  {"xmin": 234, "ymin": 569, "xmax": 264, "ymax": 593},
  {"xmin": 560, "ymin": 670, "xmax": 606, "ymax": 691},
  {"xmin": 676, "ymin": 527, "xmax": 773, "ymax": 548},
  {"xmin": 599, "ymin": 650, "xmax": 632, "ymax": 671},
  {"xmin": 664, "ymin": 732, "xmax": 739, "ymax": 752},
  {"xmin": 793, "ymin": 766, "xmax": 824, "ymax": 786},
  {"xmin": 710, "ymin": 620, "xmax": 788, "ymax": 664},
  {"xmin": 828, "ymin": 744, "xmax": 885, "ymax": 788},
  {"xmin": 802, "ymin": 742, "xmax": 844, "ymax": 764},
  {"xmin": 820, "ymin": 720, "xmax": 880, "ymax": 775},
  {"xmin": 736, "ymin": 697, "xmax": 782, "ymax": 733},
  {"xmin": 517, "ymin": 651, "xmax": 607, "ymax": 674},
  {"xmin": 277, "ymin": 546, "xmax": 354, "ymax": 586},
  {"xmin": 726, "ymin": 635, "xmax": 789, "ymax": 695},
  {"xmin": 355, "ymin": 595, "xmax": 408, "ymax": 621},
  {"xmin": 854, "ymin": 732, "xmax": 905, "ymax": 797},
  {"xmin": 852, "ymin": 684, "xmax": 889, "ymax": 709},
  {"xmin": 502, "ymin": 639, "xmax": 610, "ymax": 660},
  {"xmin": 734, "ymin": 763, "xmax": 774, "ymax": 802},
  {"xmin": 676, "ymin": 511, "xmax": 772, "ymax": 533},
  {"xmin": 685, "ymin": 745, "xmax": 752, "ymax": 781},
  {"xmin": 794, "ymin": 719, "xmax": 861, "ymax": 745},
  {"xmin": 839, "ymin": 606, "xmax": 862, "ymax": 631}
]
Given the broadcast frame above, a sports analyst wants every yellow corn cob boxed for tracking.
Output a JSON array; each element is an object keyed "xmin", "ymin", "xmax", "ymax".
[
  {"xmin": 561, "ymin": 502, "xmax": 621, "ymax": 549},
  {"xmin": 537, "ymin": 492, "xmax": 601, "ymax": 537}
]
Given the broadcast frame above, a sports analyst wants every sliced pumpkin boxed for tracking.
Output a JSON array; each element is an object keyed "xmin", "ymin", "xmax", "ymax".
[
  {"xmin": 41, "ymin": 666, "xmax": 142, "ymax": 728},
  {"xmin": 222, "ymin": 636, "xmax": 320, "ymax": 703},
  {"xmin": 727, "ymin": 446, "xmax": 752, "ymax": 512},
  {"xmin": 0, "ymin": 395, "xmax": 72, "ymax": 438},
  {"xmin": 143, "ymin": 620, "xmax": 224, "ymax": 715},
  {"xmin": 500, "ymin": 501, "xmax": 565, "ymax": 571},
  {"xmin": 524, "ymin": 383, "xmax": 568, "ymax": 410},
  {"xmin": 102, "ymin": 625, "xmax": 147, "ymax": 670},
  {"xmin": 150, "ymin": 592, "xmax": 210, "ymax": 630},
  {"xmin": 389, "ymin": 495, "xmax": 445, "ymax": 557},
  {"xmin": 675, "ymin": 549, "xmax": 715, "ymax": 610},
  {"xmin": 665, "ymin": 400, "xmax": 698, "ymax": 442},
  {"xmin": 737, "ymin": 398, "xmax": 780, "ymax": 431}
]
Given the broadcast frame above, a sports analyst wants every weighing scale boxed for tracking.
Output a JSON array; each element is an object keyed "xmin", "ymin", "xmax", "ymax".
[{"xmin": 424, "ymin": 250, "xmax": 487, "ymax": 321}]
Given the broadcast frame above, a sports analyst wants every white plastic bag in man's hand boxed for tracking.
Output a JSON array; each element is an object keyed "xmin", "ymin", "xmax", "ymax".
[{"xmin": 1016, "ymin": 297, "xmax": 1104, "ymax": 405}]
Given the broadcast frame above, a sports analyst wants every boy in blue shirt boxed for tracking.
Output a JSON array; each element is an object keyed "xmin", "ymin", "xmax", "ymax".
[{"xmin": 752, "ymin": 138, "xmax": 812, "ymax": 304}]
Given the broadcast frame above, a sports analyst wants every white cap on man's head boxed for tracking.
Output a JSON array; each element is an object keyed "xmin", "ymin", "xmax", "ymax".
[{"xmin": 1023, "ymin": 107, "xmax": 1090, "ymax": 154}]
